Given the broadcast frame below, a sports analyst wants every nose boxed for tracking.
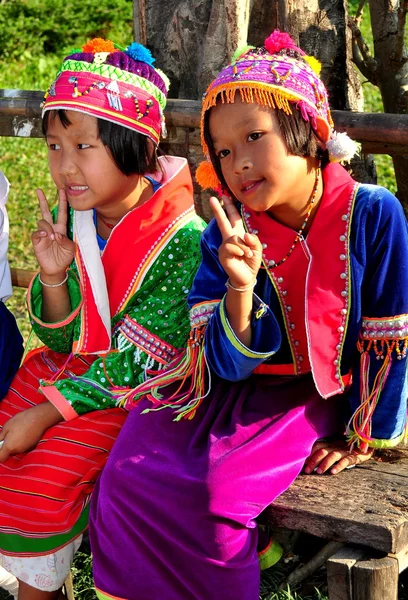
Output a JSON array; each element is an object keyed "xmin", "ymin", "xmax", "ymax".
[
  {"xmin": 233, "ymin": 149, "xmax": 252, "ymax": 175},
  {"xmin": 59, "ymin": 149, "xmax": 79, "ymax": 177}
]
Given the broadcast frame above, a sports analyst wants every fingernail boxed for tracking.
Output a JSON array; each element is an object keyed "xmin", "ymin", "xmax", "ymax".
[
  {"xmin": 316, "ymin": 468, "xmax": 322, "ymax": 474},
  {"xmin": 50, "ymin": 234, "xmax": 55, "ymax": 240},
  {"xmin": 39, "ymin": 231, "xmax": 47, "ymax": 237},
  {"xmin": 247, "ymin": 250, "xmax": 253, "ymax": 258},
  {"xmin": 331, "ymin": 468, "xmax": 337, "ymax": 474},
  {"xmin": 304, "ymin": 467, "xmax": 311, "ymax": 474}
]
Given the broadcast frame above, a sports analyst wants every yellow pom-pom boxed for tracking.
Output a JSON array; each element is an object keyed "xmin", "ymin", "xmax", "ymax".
[
  {"xmin": 304, "ymin": 55, "xmax": 322, "ymax": 76},
  {"xmin": 195, "ymin": 161, "xmax": 220, "ymax": 190}
]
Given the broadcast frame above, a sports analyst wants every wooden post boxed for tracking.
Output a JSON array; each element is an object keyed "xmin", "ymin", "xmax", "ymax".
[
  {"xmin": 63, "ymin": 572, "xmax": 75, "ymax": 600},
  {"xmin": 327, "ymin": 547, "xmax": 366, "ymax": 600},
  {"xmin": 352, "ymin": 557, "xmax": 399, "ymax": 600}
]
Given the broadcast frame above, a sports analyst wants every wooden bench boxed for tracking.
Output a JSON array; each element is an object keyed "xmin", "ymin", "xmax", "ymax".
[{"xmin": 267, "ymin": 448, "xmax": 408, "ymax": 599}]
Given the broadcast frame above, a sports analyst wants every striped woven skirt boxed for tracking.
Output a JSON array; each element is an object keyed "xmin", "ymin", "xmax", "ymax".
[{"xmin": 0, "ymin": 348, "xmax": 127, "ymax": 558}]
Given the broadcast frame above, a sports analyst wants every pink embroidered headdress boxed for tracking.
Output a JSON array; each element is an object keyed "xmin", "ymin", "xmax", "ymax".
[{"xmin": 41, "ymin": 38, "xmax": 170, "ymax": 145}]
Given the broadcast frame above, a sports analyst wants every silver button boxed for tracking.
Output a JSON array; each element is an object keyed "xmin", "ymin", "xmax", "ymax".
[{"xmin": 278, "ymin": 277, "xmax": 284, "ymax": 283}]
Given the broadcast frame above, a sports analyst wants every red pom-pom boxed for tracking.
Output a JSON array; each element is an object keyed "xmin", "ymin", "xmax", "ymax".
[
  {"xmin": 82, "ymin": 38, "xmax": 116, "ymax": 54},
  {"xmin": 264, "ymin": 30, "xmax": 301, "ymax": 55}
]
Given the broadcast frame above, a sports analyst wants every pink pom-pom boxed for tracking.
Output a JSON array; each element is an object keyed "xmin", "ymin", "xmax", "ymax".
[{"xmin": 264, "ymin": 30, "xmax": 302, "ymax": 55}]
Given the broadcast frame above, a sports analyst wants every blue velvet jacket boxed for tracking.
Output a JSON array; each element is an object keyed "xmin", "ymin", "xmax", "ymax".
[{"xmin": 188, "ymin": 165, "xmax": 408, "ymax": 449}]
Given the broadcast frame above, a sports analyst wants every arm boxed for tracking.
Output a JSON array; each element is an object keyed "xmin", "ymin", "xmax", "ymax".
[
  {"xmin": 31, "ymin": 189, "xmax": 76, "ymax": 323},
  {"xmin": 189, "ymin": 199, "xmax": 281, "ymax": 381},
  {"xmin": 0, "ymin": 401, "xmax": 63, "ymax": 462},
  {"xmin": 305, "ymin": 187, "xmax": 408, "ymax": 475},
  {"xmin": 346, "ymin": 187, "xmax": 408, "ymax": 449},
  {"xmin": 29, "ymin": 189, "xmax": 82, "ymax": 353}
]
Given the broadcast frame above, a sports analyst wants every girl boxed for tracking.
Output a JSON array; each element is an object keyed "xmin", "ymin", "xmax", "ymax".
[
  {"xmin": 0, "ymin": 171, "xmax": 23, "ymax": 400},
  {"xmin": 0, "ymin": 38, "xmax": 205, "ymax": 599},
  {"xmin": 90, "ymin": 31, "xmax": 408, "ymax": 600}
]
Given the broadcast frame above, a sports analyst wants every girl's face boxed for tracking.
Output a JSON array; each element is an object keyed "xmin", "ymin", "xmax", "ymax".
[
  {"xmin": 209, "ymin": 97, "xmax": 317, "ymax": 215},
  {"xmin": 46, "ymin": 111, "xmax": 144, "ymax": 216}
]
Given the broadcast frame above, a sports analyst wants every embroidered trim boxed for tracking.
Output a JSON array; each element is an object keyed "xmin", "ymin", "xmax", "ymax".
[
  {"xmin": 114, "ymin": 315, "xmax": 178, "ymax": 365},
  {"xmin": 360, "ymin": 315, "xmax": 408, "ymax": 340},
  {"xmin": 189, "ymin": 300, "xmax": 218, "ymax": 328},
  {"xmin": 219, "ymin": 296, "xmax": 275, "ymax": 359}
]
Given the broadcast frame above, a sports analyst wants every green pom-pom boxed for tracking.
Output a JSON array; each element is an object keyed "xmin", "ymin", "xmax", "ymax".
[{"xmin": 232, "ymin": 45, "xmax": 255, "ymax": 62}]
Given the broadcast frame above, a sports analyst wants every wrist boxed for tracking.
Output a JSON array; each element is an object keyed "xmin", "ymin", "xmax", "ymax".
[
  {"xmin": 226, "ymin": 278, "xmax": 257, "ymax": 292},
  {"xmin": 39, "ymin": 270, "xmax": 68, "ymax": 287}
]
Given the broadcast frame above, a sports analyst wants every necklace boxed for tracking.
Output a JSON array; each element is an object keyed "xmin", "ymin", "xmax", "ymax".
[
  {"xmin": 98, "ymin": 214, "xmax": 116, "ymax": 230},
  {"xmin": 96, "ymin": 177, "xmax": 152, "ymax": 231},
  {"xmin": 266, "ymin": 161, "xmax": 321, "ymax": 269}
]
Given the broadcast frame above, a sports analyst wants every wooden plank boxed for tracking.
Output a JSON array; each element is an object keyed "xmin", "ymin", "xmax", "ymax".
[
  {"xmin": 352, "ymin": 557, "xmax": 398, "ymax": 600},
  {"xmin": 327, "ymin": 547, "xmax": 366, "ymax": 600},
  {"xmin": 388, "ymin": 545, "xmax": 408, "ymax": 574},
  {"xmin": 1, "ymin": 90, "xmax": 408, "ymax": 154},
  {"xmin": 267, "ymin": 454, "xmax": 408, "ymax": 554},
  {"xmin": 11, "ymin": 267, "xmax": 36, "ymax": 288}
]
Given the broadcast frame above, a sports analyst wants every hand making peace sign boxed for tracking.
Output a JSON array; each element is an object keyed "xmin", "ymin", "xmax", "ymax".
[
  {"xmin": 210, "ymin": 195, "xmax": 263, "ymax": 289},
  {"xmin": 31, "ymin": 188, "xmax": 76, "ymax": 277}
]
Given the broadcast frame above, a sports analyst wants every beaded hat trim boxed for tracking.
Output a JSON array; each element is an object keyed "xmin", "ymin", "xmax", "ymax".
[{"xmin": 42, "ymin": 39, "xmax": 169, "ymax": 145}]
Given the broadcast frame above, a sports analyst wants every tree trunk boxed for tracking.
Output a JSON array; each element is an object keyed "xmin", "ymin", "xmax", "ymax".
[
  {"xmin": 367, "ymin": 0, "xmax": 408, "ymax": 211},
  {"xmin": 248, "ymin": 0, "xmax": 375, "ymax": 183}
]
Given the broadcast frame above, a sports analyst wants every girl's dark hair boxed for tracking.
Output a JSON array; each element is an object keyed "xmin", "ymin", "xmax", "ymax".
[
  {"xmin": 203, "ymin": 102, "xmax": 328, "ymax": 194},
  {"xmin": 42, "ymin": 110, "xmax": 159, "ymax": 176}
]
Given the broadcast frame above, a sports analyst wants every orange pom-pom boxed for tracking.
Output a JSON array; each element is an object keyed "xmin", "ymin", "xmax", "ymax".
[
  {"xmin": 82, "ymin": 38, "xmax": 116, "ymax": 54},
  {"xmin": 195, "ymin": 161, "xmax": 220, "ymax": 190}
]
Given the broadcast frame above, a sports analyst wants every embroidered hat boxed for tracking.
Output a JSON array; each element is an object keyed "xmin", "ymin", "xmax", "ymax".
[
  {"xmin": 197, "ymin": 30, "xmax": 358, "ymax": 190},
  {"xmin": 41, "ymin": 38, "xmax": 170, "ymax": 145}
]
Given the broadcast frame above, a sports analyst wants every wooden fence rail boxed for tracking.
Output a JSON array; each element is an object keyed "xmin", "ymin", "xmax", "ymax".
[{"xmin": 1, "ymin": 89, "xmax": 408, "ymax": 155}]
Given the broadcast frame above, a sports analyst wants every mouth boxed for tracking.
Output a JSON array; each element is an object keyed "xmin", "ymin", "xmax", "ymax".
[
  {"xmin": 66, "ymin": 185, "xmax": 89, "ymax": 197},
  {"xmin": 240, "ymin": 179, "xmax": 263, "ymax": 195}
]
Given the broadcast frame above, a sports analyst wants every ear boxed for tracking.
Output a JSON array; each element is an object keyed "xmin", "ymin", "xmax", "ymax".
[{"xmin": 315, "ymin": 116, "xmax": 331, "ymax": 144}]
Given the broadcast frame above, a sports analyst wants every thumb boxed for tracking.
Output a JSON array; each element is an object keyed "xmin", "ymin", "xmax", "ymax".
[{"xmin": 0, "ymin": 438, "xmax": 10, "ymax": 464}]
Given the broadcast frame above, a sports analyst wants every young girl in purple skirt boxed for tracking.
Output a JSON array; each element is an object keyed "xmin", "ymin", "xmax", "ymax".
[{"xmin": 90, "ymin": 31, "xmax": 408, "ymax": 600}]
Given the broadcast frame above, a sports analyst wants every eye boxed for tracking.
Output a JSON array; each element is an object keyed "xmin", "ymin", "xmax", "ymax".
[
  {"xmin": 77, "ymin": 144, "xmax": 91, "ymax": 150},
  {"xmin": 247, "ymin": 132, "xmax": 262, "ymax": 142},
  {"xmin": 48, "ymin": 143, "xmax": 60, "ymax": 151},
  {"xmin": 217, "ymin": 149, "xmax": 230, "ymax": 159}
]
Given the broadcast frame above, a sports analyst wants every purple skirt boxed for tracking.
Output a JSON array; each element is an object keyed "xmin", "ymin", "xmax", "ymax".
[{"xmin": 90, "ymin": 374, "xmax": 342, "ymax": 600}]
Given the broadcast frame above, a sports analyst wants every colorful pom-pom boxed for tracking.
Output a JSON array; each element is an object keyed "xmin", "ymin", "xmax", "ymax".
[
  {"xmin": 304, "ymin": 55, "xmax": 322, "ymax": 76},
  {"xmin": 264, "ymin": 30, "xmax": 302, "ymax": 55},
  {"xmin": 326, "ymin": 131, "xmax": 360, "ymax": 163},
  {"xmin": 125, "ymin": 42, "xmax": 155, "ymax": 65},
  {"xmin": 82, "ymin": 38, "xmax": 116, "ymax": 54},
  {"xmin": 232, "ymin": 45, "xmax": 255, "ymax": 62},
  {"xmin": 195, "ymin": 161, "xmax": 220, "ymax": 190},
  {"xmin": 155, "ymin": 68, "xmax": 170, "ymax": 92}
]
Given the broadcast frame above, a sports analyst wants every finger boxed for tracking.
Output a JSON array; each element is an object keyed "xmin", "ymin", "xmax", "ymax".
[
  {"xmin": 53, "ymin": 232, "xmax": 76, "ymax": 252},
  {"xmin": 315, "ymin": 450, "xmax": 347, "ymax": 474},
  {"xmin": 222, "ymin": 195, "xmax": 246, "ymax": 235},
  {"xmin": 210, "ymin": 196, "xmax": 233, "ymax": 240},
  {"xmin": 330, "ymin": 455, "xmax": 358, "ymax": 475},
  {"xmin": 36, "ymin": 189, "xmax": 53, "ymax": 225},
  {"xmin": 243, "ymin": 232, "xmax": 262, "ymax": 251},
  {"xmin": 37, "ymin": 218, "xmax": 55, "ymax": 234},
  {"xmin": 31, "ymin": 230, "xmax": 49, "ymax": 246},
  {"xmin": 221, "ymin": 240, "xmax": 247, "ymax": 259},
  {"xmin": 55, "ymin": 189, "xmax": 68, "ymax": 228},
  {"xmin": 303, "ymin": 448, "xmax": 331, "ymax": 473}
]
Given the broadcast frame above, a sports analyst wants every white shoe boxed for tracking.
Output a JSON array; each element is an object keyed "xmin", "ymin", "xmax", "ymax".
[{"xmin": 0, "ymin": 564, "xmax": 18, "ymax": 599}]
